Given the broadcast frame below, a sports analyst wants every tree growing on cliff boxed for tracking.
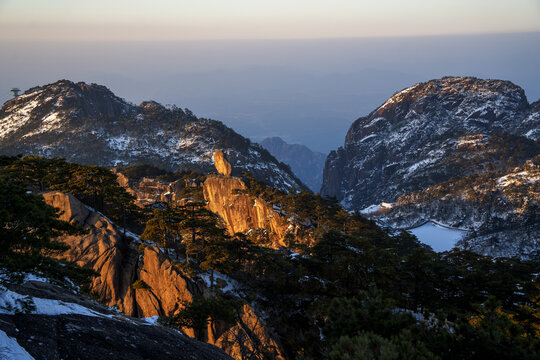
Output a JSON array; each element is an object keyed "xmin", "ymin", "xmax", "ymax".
[
  {"xmin": 2, "ymin": 156, "xmax": 140, "ymax": 230},
  {"xmin": 0, "ymin": 177, "xmax": 94, "ymax": 285},
  {"xmin": 141, "ymin": 207, "xmax": 182, "ymax": 250},
  {"xmin": 168, "ymin": 295, "xmax": 241, "ymax": 341}
]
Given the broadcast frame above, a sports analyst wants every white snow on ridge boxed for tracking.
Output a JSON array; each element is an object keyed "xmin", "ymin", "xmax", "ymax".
[
  {"xmin": 23, "ymin": 112, "xmax": 64, "ymax": 138},
  {"xmin": 142, "ymin": 316, "xmax": 160, "ymax": 326},
  {"xmin": 0, "ymin": 287, "xmax": 113, "ymax": 318},
  {"xmin": 359, "ymin": 134, "xmax": 378, "ymax": 143},
  {"xmin": 408, "ymin": 221, "xmax": 467, "ymax": 252},
  {"xmin": 0, "ymin": 100, "xmax": 40, "ymax": 139},
  {"xmin": 0, "ymin": 330, "xmax": 35, "ymax": 360},
  {"xmin": 496, "ymin": 170, "xmax": 539, "ymax": 188}
]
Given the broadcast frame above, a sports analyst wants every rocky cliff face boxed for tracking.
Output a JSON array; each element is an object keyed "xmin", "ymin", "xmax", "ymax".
[
  {"xmin": 112, "ymin": 173, "xmax": 188, "ymax": 207},
  {"xmin": 113, "ymin": 151, "xmax": 301, "ymax": 249},
  {"xmin": 42, "ymin": 191, "xmax": 284, "ymax": 359},
  {"xmin": 203, "ymin": 175, "xmax": 291, "ymax": 248},
  {"xmin": 0, "ymin": 80, "xmax": 304, "ymax": 192},
  {"xmin": 322, "ymin": 77, "xmax": 540, "ymax": 210},
  {"xmin": 261, "ymin": 137, "xmax": 326, "ymax": 192}
]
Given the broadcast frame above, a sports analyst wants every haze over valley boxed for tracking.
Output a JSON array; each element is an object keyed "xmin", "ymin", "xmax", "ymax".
[{"xmin": 2, "ymin": 32, "xmax": 540, "ymax": 153}]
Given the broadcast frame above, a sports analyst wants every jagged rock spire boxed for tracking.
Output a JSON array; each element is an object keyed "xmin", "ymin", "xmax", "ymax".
[{"xmin": 213, "ymin": 150, "xmax": 232, "ymax": 176}]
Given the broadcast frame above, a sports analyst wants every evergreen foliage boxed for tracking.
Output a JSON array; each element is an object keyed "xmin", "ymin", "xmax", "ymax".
[
  {"xmin": 1, "ymin": 154, "xmax": 538, "ymax": 359},
  {"xmin": 167, "ymin": 295, "xmax": 241, "ymax": 341},
  {"xmin": 0, "ymin": 175, "xmax": 95, "ymax": 287}
]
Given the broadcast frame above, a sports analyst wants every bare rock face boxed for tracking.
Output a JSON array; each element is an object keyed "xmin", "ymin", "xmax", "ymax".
[
  {"xmin": 0, "ymin": 281, "xmax": 232, "ymax": 360},
  {"xmin": 135, "ymin": 247, "xmax": 196, "ymax": 317},
  {"xmin": 113, "ymin": 172, "xmax": 199, "ymax": 207},
  {"xmin": 213, "ymin": 150, "xmax": 232, "ymax": 176},
  {"xmin": 203, "ymin": 176, "xmax": 290, "ymax": 247},
  {"xmin": 42, "ymin": 191, "xmax": 284, "ymax": 359},
  {"xmin": 215, "ymin": 304, "xmax": 285, "ymax": 360},
  {"xmin": 43, "ymin": 191, "xmax": 139, "ymax": 314},
  {"xmin": 43, "ymin": 192, "xmax": 199, "ymax": 319}
]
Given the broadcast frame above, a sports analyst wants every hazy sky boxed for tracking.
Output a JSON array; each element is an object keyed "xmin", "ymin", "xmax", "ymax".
[
  {"xmin": 1, "ymin": 0, "xmax": 539, "ymax": 40},
  {"xmin": 1, "ymin": 2, "xmax": 540, "ymax": 153}
]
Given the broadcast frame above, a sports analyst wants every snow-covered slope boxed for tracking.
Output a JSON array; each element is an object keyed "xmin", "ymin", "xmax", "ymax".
[
  {"xmin": 0, "ymin": 80, "xmax": 304, "ymax": 192},
  {"xmin": 322, "ymin": 77, "xmax": 540, "ymax": 209}
]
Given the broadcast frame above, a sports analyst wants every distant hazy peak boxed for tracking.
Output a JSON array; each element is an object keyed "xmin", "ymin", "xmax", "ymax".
[{"xmin": 261, "ymin": 136, "xmax": 326, "ymax": 193}]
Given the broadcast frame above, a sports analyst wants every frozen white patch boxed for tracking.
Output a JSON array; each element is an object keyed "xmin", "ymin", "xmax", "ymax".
[
  {"xmin": 23, "ymin": 274, "xmax": 50, "ymax": 283},
  {"xmin": 0, "ymin": 100, "xmax": 40, "ymax": 139},
  {"xmin": 106, "ymin": 135, "xmax": 133, "ymax": 151},
  {"xmin": 199, "ymin": 271, "xmax": 243, "ymax": 295},
  {"xmin": 360, "ymin": 202, "xmax": 393, "ymax": 214},
  {"xmin": 0, "ymin": 287, "xmax": 113, "ymax": 318},
  {"xmin": 408, "ymin": 221, "xmax": 467, "ymax": 252},
  {"xmin": 142, "ymin": 315, "xmax": 159, "ymax": 325},
  {"xmin": 0, "ymin": 329, "xmax": 35, "ymax": 360}
]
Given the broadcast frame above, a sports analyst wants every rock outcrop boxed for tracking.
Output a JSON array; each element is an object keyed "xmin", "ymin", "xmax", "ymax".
[
  {"xmin": 215, "ymin": 304, "xmax": 284, "ymax": 360},
  {"xmin": 42, "ymin": 191, "xmax": 284, "ymax": 359},
  {"xmin": 43, "ymin": 191, "xmax": 139, "ymax": 314},
  {"xmin": 213, "ymin": 150, "xmax": 232, "ymax": 177},
  {"xmin": 0, "ymin": 281, "xmax": 233, "ymax": 360},
  {"xmin": 203, "ymin": 175, "xmax": 291, "ymax": 248}
]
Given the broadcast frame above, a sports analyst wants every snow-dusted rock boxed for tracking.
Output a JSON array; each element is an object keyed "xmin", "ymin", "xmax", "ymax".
[{"xmin": 322, "ymin": 77, "xmax": 540, "ymax": 209}]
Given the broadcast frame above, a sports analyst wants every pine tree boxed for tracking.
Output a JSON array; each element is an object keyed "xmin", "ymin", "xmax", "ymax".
[{"xmin": 0, "ymin": 177, "xmax": 83, "ymax": 274}]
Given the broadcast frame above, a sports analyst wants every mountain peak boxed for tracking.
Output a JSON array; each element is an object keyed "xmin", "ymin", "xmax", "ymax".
[
  {"xmin": 322, "ymin": 76, "xmax": 539, "ymax": 209},
  {"xmin": 0, "ymin": 80, "xmax": 305, "ymax": 192},
  {"xmin": 375, "ymin": 76, "xmax": 528, "ymax": 119}
]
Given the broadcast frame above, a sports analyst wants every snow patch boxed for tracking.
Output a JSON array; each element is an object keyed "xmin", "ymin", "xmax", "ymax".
[
  {"xmin": 107, "ymin": 135, "xmax": 134, "ymax": 151},
  {"xmin": 0, "ymin": 330, "xmax": 35, "ymax": 360},
  {"xmin": 142, "ymin": 315, "xmax": 160, "ymax": 325},
  {"xmin": 199, "ymin": 271, "xmax": 243, "ymax": 295},
  {"xmin": 0, "ymin": 100, "xmax": 40, "ymax": 139},
  {"xmin": 360, "ymin": 202, "xmax": 393, "ymax": 214},
  {"xmin": 408, "ymin": 221, "xmax": 467, "ymax": 252},
  {"xmin": 0, "ymin": 287, "xmax": 113, "ymax": 318}
]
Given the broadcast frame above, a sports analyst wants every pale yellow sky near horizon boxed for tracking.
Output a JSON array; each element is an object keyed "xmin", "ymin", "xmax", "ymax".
[{"xmin": 0, "ymin": 0, "xmax": 539, "ymax": 41}]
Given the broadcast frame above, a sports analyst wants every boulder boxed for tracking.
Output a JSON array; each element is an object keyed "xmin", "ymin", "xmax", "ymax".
[{"xmin": 213, "ymin": 150, "xmax": 232, "ymax": 177}]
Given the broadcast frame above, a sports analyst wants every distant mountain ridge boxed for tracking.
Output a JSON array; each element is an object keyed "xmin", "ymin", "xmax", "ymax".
[
  {"xmin": 0, "ymin": 80, "xmax": 305, "ymax": 192},
  {"xmin": 260, "ymin": 137, "xmax": 326, "ymax": 192}
]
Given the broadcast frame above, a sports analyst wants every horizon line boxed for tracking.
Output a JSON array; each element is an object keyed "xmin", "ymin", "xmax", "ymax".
[{"xmin": 1, "ymin": 30, "xmax": 539, "ymax": 43}]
